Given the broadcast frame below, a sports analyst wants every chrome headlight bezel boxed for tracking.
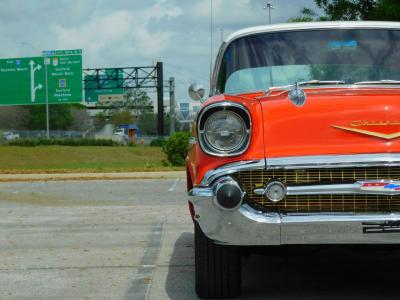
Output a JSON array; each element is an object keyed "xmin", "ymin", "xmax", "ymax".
[{"xmin": 197, "ymin": 102, "xmax": 252, "ymax": 157}]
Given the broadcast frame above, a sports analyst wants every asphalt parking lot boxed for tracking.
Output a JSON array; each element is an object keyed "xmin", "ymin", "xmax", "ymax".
[{"xmin": 1, "ymin": 178, "xmax": 400, "ymax": 299}]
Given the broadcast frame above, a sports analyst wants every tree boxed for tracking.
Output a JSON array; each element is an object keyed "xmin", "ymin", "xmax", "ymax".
[
  {"xmin": 0, "ymin": 106, "xmax": 29, "ymax": 130},
  {"xmin": 94, "ymin": 112, "xmax": 106, "ymax": 129},
  {"xmin": 288, "ymin": 7, "xmax": 327, "ymax": 22},
  {"xmin": 69, "ymin": 107, "xmax": 92, "ymax": 131},
  {"xmin": 124, "ymin": 89, "xmax": 153, "ymax": 115},
  {"xmin": 313, "ymin": 0, "xmax": 400, "ymax": 21},
  {"xmin": 112, "ymin": 109, "xmax": 135, "ymax": 128},
  {"xmin": 26, "ymin": 104, "xmax": 73, "ymax": 130},
  {"xmin": 136, "ymin": 111, "xmax": 157, "ymax": 135}
]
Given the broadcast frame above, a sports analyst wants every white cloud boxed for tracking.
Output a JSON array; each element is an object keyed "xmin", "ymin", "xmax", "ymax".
[
  {"xmin": 54, "ymin": 2, "xmax": 183, "ymax": 67},
  {"xmin": 0, "ymin": 0, "xmax": 320, "ymax": 100}
]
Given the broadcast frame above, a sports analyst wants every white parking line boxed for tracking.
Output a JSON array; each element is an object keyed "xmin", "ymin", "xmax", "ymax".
[{"xmin": 168, "ymin": 178, "xmax": 180, "ymax": 192}]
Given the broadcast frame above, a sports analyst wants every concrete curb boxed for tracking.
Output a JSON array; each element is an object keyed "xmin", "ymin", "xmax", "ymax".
[{"xmin": 0, "ymin": 171, "xmax": 186, "ymax": 182}]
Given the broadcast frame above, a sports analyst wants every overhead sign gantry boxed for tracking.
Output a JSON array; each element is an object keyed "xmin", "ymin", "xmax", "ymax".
[{"xmin": 83, "ymin": 62, "xmax": 164, "ymax": 136}]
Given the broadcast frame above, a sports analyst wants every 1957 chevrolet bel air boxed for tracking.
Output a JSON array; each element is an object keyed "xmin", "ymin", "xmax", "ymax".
[{"xmin": 186, "ymin": 21, "xmax": 400, "ymax": 298}]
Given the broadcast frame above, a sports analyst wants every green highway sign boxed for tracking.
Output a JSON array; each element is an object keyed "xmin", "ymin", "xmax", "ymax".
[
  {"xmin": 84, "ymin": 68, "xmax": 124, "ymax": 103},
  {"xmin": 43, "ymin": 49, "xmax": 82, "ymax": 104},
  {"xmin": 0, "ymin": 57, "xmax": 45, "ymax": 105},
  {"xmin": 0, "ymin": 49, "xmax": 82, "ymax": 106}
]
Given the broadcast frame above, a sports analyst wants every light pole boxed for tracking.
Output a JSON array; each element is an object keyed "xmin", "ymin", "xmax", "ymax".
[{"xmin": 263, "ymin": 2, "xmax": 275, "ymax": 24}]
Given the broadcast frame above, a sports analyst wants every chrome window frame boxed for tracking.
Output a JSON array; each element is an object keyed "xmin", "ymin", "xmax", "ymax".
[{"xmin": 211, "ymin": 21, "xmax": 400, "ymax": 96}]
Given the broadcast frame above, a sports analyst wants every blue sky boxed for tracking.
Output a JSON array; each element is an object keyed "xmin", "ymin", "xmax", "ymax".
[{"xmin": 0, "ymin": 0, "xmax": 320, "ymax": 103}]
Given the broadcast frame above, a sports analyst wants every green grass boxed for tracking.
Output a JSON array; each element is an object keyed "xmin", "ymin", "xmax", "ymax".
[{"xmin": 0, "ymin": 146, "xmax": 184, "ymax": 173}]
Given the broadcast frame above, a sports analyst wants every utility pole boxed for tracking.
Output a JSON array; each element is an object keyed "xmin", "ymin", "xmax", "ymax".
[
  {"xmin": 220, "ymin": 28, "xmax": 224, "ymax": 44},
  {"xmin": 169, "ymin": 77, "xmax": 175, "ymax": 135},
  {"xmin": 263, "ymin": 2, "xmax": 275, "ymax": 24}
]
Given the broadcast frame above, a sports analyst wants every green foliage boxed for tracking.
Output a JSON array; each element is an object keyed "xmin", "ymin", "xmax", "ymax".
[
  {"xmin": 137, "ymin": 111, "xmax": 157, "ymax": 135},
  {"xmin": 137, "ymin": 113, "xmax": 180, "ymax": 135},
  {"xmin": 371, "ymin": 0, "xmax": 400, "ymax": 21},
  {"xmin": 162, "ymin": 132, "xmax": 190, "ymax": 166},
  {"xmin": 112, "ymin": 109, "xmax": 135, "ymax": 128},
  {"xmin": 25, "ymin": 104, "xmax": 73, "ymax": 130},
  {"xmin": 7, "ymin": 138, "xmax": 119, "ymax": 147},
  {"xmin": 292, "ymin": 1, "xmax": 400, "ymax": 22},
  {"xmin": 94, "ymin": 112, "xmax": 106, "ymax": 129},
  {"xmin": 150, "ymin": 138, "xmax": 166, "ymax": 147},
  {"xmin": 288, "ymin": 7, "xmax": 327, "ymax": 22},
  {"xmin": 314, "ymin": 0, "xmax": 400, "ymax": 21},
  {"xmin": 125, "ymin": 89, "xmax": 153, "ymax": 111}
]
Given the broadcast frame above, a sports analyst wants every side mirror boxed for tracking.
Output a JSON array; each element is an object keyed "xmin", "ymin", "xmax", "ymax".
[{"xmin": 188, "ymin": 83, "xmax": 205, "ymax": 102}]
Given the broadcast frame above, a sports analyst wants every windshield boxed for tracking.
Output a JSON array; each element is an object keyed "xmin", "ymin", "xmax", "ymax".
[{"xmin": 216, "ymin": 28, "xmax": 400, "ymax": 94}]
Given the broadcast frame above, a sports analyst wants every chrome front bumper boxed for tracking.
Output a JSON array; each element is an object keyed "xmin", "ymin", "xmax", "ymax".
[
  {"xmin": 189, "ymin": 187, "xmax": 400, "ymax": 245},
  {"xmin": 190, "ymin": 153, "xmax": 400, "ymax": 246}
]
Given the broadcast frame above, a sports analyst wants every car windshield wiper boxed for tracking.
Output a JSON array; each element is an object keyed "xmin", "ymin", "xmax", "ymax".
[
  {"xmin": 297, "ymin": 80, "xmax": 346, "ymax": 86},
  {"xmin": 270, "ymin": 80, "xmax": 346, "ymax": 90},
  {"xmin": 353, "ymin": 80, "xmax": 400, "ymax": 85}
]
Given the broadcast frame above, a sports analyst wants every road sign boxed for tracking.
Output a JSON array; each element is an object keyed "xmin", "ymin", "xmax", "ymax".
[
  {"xmin": 180, "ymin": 102, "xmax": 190, "ymax": 120},
  {"xmin": 43, "ymin": 49, "xmax": 82, "ymax": 103},
  {"xmin": 98, "ymin": 94, "xmax": 124, "ymax": 104},
  {"xmin": 0, "ymin": 50, "xmax": 82, "ymax": 106},
  {"xmin": 84, "ymin": 68, "xmax": 124, "ymax": 103}
]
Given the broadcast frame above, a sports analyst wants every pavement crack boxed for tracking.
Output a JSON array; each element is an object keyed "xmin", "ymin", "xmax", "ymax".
[{"xmin": 124, "ymin": 219, "xmax": 165, "ymax": 300}]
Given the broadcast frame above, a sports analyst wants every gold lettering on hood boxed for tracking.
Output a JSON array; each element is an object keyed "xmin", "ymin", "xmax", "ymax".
[{"xmin": 350, "ymin": 121, "xmax": 400, "ymax": 127}]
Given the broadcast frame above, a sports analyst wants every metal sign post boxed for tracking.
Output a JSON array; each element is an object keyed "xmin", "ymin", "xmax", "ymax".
[
  {"xmin": 169, "ymin": 77, "xmax": 175, "ymax": 135},
  {"xmin": 44, "ymin": 57, "xmax": 50, "ymax": 138},
  {"xmin": 156, "ymin": 62, "xmax": 164, "ymax": 136}
]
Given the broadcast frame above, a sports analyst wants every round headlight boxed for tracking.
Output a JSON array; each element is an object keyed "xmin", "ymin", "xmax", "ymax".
[
  {"xmin": 197, "ymin": 102, "xmax": 251, "ymax": 156},
  {"xmin": 204, "ymin": 111, "xmax": 246, "ymax": 152}
]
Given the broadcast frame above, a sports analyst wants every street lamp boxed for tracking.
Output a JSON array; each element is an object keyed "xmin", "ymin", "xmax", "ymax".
[{"xmin": 263, "ymin": 2, "xmax": 275, "ymax": 24}]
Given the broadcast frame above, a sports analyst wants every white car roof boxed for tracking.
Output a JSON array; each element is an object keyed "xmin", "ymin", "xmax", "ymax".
[{"xmin": 224, "ymin": 21, "xmax": 400, "ymax": 44}]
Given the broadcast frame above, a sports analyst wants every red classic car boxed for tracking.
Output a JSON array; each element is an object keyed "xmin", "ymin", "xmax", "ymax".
[{"xmin": 187, "ymin": 21, "xmax": 400, "ymax": 298}]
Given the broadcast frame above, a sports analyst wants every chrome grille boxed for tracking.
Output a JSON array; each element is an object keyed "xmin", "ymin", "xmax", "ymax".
[{"xmin": 234, "ymin": 167, "xmax": 400, "ymax": 213}]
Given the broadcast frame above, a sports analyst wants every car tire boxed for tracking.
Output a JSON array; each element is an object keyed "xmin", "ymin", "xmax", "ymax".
[{"xmin": 195, "ymin": 222, "xmax": 241, "ymax": 298}]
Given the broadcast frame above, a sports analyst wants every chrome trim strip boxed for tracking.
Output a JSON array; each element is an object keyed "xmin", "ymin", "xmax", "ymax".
[
  {"xmin": 254, "ymin": 180, "xmax": 400, "ymax": 197},
  {"xmin": 267, "ymin": 153, "xmax": 400, "ymax": 169},
  {"xmin": 281, "ymin": 213, "xmax": 400, "ymax": 223},
  {"xmin": 200, "ymin": 159, "xmax": 265, "ymax": 186},
  {"xmin": 224, "ymin": 22, "xmax": 400, "ymax": 47},
  {"xmin": 287, "ymin": 180, "xmax": 400, "ymax": 196},
  {"xmin": 287, "ymin": 183, "xmax": 358, "ymax": 195},
  {"xmin": 189, "ymin": 187, "xmax": 214, "ymax": 199}
]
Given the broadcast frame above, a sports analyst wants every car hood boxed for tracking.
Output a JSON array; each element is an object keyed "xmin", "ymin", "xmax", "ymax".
[{"xmin": 257, "ymin": 87, "xmax": 400, "ymax": 157}]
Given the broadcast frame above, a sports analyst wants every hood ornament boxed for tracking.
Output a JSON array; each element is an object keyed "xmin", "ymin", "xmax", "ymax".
[{"xmin": 288, "ymin": 82, "xmax": 306, "ymax": 107}]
